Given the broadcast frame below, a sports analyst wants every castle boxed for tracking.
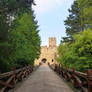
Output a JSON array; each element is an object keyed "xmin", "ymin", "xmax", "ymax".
[{"xmin": 34, "ymin": 37, "xmax": 57, "ymax": 66}]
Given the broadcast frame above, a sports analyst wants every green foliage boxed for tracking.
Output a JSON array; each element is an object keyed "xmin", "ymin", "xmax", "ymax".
[
  {"xmin": 10, "ymin": 12, "xmax": 41, "ymax": 67},
  {"xmin": 64, "ymin": 0, "xmax": 82, "ymax": 42},
  {"xmin": 78, "ymin": 0, "xmax": 92, "ymax": 29},
  {"xmin": 73, "ymin": 29, "xmax": 92, "ymax": 56},
  {"xmin": 57, "ymin": 30, "xmax": 92, "ymax": 72},
  {"xmin": 0, "ymin": 0, "xmax": 40, "ymax": 73},
  {"xmin": 58, "ymin": 0, "xmax": 92, "ymax": 72}
]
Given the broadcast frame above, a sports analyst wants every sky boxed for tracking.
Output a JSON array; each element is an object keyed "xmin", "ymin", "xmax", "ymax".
[{"xmin": 32, "ymin": 0, "xmax": 74, "ymax": 46}]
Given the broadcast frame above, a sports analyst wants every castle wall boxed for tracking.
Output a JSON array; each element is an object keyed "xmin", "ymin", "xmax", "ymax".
[{"xmin": 34, "ymin": 37, "xmax": 57, "ymax": 66}]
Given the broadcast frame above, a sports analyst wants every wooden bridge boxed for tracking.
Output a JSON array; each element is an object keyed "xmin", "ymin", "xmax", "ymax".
[{"xmin": 0, "ymin": 64, "xmax": 92, "ymax": 92}]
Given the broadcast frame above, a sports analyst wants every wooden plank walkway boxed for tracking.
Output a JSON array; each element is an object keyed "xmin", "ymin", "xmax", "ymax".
[{"xmin": 11, "ymin": 64, "xmax": 74, "ymax": 92}]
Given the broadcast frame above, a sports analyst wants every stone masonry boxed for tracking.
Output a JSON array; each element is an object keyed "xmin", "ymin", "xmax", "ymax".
[{"xmin": 34, "ymin": 37, "xmax": 57, "ymax": 66}]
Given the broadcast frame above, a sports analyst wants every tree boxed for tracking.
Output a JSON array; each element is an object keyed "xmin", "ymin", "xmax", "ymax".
[
  {"xmin": 0, "ymin": 1, "xmax": 11, "ymax": 73},
  {"xmin": 0, "ymin": 0, "xmax": 41, "ymax": 73},
  {"xmin": 78, "ymin": 0, "xmax": 92, "ymax": 29},
  {"xmin": 57, "ymin": 29, "xmax": 92, "ymax": 72},
  {"xmin": 58, "ymin": 0, "xmax": 92, "ymax": 72},
  {"xmin": 10, "ymin": 12, "xmax": 41, "ymax": 67},
  {"xmin": 64, "ymin": 0, "xmax": 82, "ymax": 42}
]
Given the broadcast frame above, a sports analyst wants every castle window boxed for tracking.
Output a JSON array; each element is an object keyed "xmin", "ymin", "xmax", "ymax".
[{"xmin": 52, "ymin": 59, "xmax": 54, "ymax": 62}]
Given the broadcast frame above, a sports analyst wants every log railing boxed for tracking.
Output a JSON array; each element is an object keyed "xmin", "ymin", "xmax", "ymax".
[
  {"xmin": 53, "ymin": 64, "xmax": 92, "ymax": 92},
  {"xmin": 0, "ymin": 65, "xmax": 34, "ymax": 92}
]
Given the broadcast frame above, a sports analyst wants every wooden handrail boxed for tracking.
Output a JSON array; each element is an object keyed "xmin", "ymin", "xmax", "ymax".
[
  {"xmin": 0, "ymin": 65, "xmax": 34, "ymax": 92},
  {"xmin": 52, "ymin": 64, "xmax": 92, "ymax": 92}
]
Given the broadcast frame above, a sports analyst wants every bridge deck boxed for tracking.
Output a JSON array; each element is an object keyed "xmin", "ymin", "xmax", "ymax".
[{"xmin": 12, "ymin": 64, "xmax": 74, "ymax": 92}]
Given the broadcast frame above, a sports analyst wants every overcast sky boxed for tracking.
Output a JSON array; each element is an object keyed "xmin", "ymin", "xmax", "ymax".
[{"xmin": 33, "ymin": 0, "xmax": 74, "ymax": 46}]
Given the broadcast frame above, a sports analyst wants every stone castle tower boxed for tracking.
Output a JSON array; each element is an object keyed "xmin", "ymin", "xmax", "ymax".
[
  {"xmin": 49, "ymin": 37, "xmax": 56, "ymax": 47},
  {"xmin": 34, "ymin": 37, "xmax": 57, "ymax": 66}
]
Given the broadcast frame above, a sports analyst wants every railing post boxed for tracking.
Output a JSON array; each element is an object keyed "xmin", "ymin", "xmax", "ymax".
[
  {"xmin": 71, "ymin": 68, "xmax": 78, "ymax": 87},
  {"xmin": 65, "ymin": 66, "xmax": 70, "ymax": 81},
  {"xmin": 59, "ymin": 64, "xmax": 61, "ymax": 74},
  {"xmin": 29, "ymin": 65, "xmax": 32, "ymax": 73},
  {"xmin": 27, "ymin": 65, "xmax": 30, "ymax": 75},
  {"xmin": 24, "ymin": 66, "xmax": 27, "ymax": 77},
  {"xmin": 87, "ymin": 70, "xmax": 92, "ymax": 92},
  {"xmin": 19, "ymin": 66, "xmax": 23, "ymax": 81},
  {"xmin": 60, "ymin": 65, "xmax": 65, "ymax": 78},
  {"xmin": 11, "ymin": 67, "xmax": 16, "ymax": 86}
]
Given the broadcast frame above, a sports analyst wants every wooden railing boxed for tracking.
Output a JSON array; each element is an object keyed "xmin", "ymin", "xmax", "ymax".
[
  {"xmin": 53, "ymin": 64, "xmax": 92, "ymax": 92},
  {"xmin": 0, "ymin": 65, "xmax": 34, "ymax": 92}
]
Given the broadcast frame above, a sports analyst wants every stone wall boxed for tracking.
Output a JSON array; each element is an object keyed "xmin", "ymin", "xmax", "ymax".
[{"xmin": 34, "ymin": 37, "xmax": 57, "ymax": 66}]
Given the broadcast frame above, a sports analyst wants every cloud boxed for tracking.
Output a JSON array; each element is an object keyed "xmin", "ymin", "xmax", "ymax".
[{"xmin": 32, "ymin": 0, "xmax": 74, "ymax": 14}]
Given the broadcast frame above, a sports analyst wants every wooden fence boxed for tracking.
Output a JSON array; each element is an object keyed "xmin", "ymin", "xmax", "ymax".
[
  {"xmin": 53, "ymin": 64, "xmax": 92, "ymax": 92},
  {"xmin": 0, "ymin": 65, "xmax": 34, "ymax": 92}
]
